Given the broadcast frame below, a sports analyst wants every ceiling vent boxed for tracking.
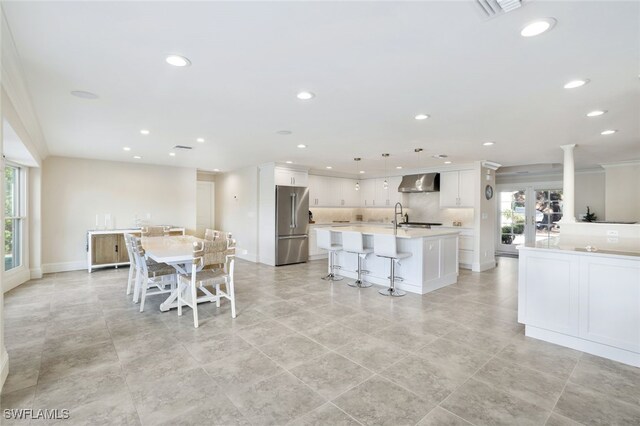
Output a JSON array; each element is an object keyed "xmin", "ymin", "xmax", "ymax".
[
  {"xmin": 474, "ymin": 0, "xmax": 522, "ymax": 19},
  {"xmin": 173, "ymin": 145, "xmax": 193, "ymax": 150}
]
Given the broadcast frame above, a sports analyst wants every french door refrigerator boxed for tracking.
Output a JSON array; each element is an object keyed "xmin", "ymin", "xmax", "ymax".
[{"xmin": 275, "ymin": 185, "xmax": 309, "ymax": 266}]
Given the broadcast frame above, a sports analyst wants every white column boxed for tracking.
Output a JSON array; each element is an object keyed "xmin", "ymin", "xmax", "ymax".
[{"xmin": 560, "ymin": 144, "xmax": 576, "ymax": 223}]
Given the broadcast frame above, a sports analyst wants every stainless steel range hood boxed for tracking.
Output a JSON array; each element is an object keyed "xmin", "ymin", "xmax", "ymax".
[{"xmin": 398, "ymin": 173, "xmax": 440, "ymax": 193}]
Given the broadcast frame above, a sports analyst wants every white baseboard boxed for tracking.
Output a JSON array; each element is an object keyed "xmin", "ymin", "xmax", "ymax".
[
  {"xmin": 472, "ymin": 260, "xmax": 496, "ymax": 272},
  {"xmin": 238, "ymin": 252, "xmax": 258, "ymax": 263},
  {"xmin": 0, "ymin": 348, "xmax": 8, "ymax": 391},
  {"xmin": 30, "ymin": 268, "xmax": 43, "ymax": 279},
  {"xmin": 309, "ymin": 254, "xmax": 328, "ymax": 261},
  {"xmin": 3, "ymin": 267, "xmax": 31, "ymax": 293},
  {"xmin": 42, "ymin": 260, "xmax": 87, "ymax": 274}
]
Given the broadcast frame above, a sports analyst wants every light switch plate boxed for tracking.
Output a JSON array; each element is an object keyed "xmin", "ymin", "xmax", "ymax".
[
  {"xmin": 607, "ymin": 230, "xmax": 619, "ymax": 237},
  {"xmin": 481, "ymin": 212, "xmax": 488, "ymax": 219}
]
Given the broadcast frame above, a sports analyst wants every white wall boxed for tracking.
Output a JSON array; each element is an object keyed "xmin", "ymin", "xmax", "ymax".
[
  {"xmin": 41, "ymin": 157, "xmax": 197, "ymax": 272},
  {"xmin": 215, "ymin": 166, "xmax": 259, "ymax": 262},
  {"xmin": 258, "ymin": 164, "xmax": 276, "ymax": 266},
  {"xmin": 603, "ymin": 162, "xmax": 640, "ymax": 222}
]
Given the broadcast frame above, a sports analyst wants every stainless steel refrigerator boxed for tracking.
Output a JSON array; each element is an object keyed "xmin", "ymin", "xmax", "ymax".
[{"xmin": 275, "ymin": 185, "xmax": 309, "ymax": 266}]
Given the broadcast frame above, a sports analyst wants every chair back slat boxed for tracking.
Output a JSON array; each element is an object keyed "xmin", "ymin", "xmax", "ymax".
[
  {"xmin": 192, "ymin": 238, "xmax": 236, "ymax": 270},
  {"xmin": 142, "ymin": 226, "xmax": 169, "ymax": 237}
]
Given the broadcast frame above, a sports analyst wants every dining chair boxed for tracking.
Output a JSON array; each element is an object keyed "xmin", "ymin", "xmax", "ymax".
[
  {"xmin": 141, "ymin": 225, "xmax": 169, "ymax": 237},
  {"xmin": 204, "ymin": 229, "xmax": 233, "ymax": 241},
  {"xmin": 177, "ymin": 238, "xmax": 237, "ymax": 328},
  {"xmin": 131, "ymin": 236, "xmax": 177, "ymax": 312}
]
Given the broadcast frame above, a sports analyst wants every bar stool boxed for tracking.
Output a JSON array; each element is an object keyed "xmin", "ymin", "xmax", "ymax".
[
  {"xmin": 342, "ymin": 231, "xmax": 373, "ymax": 288},
  {"xmin": 316, "ymin": 229, "xmax": 343, "ymax": 281},
  {"xmin": 373, "ymin": 234, "xmax": 411, "ymax": 297}
]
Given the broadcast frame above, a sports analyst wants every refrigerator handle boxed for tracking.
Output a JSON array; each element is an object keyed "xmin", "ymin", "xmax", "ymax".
[{"xmin": 290, "ymin": 192, "xmax": 296, "ymax": 228}]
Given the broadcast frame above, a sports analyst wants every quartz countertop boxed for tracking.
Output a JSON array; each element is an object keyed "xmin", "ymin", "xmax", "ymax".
[
  {"xmin": 518, "ymin": 236, "xmax": 640, "ymax": 259},
  {"xmin": 322, "ymin": 225, "xmax": 460, "ymax": 239}
]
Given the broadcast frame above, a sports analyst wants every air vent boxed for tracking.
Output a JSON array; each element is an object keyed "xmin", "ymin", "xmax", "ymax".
[
  {"xmin": 475, "ymin": 0, "xmax": 522, "ymax": 19},
  {"xmin": 173, "ymin": 145, "xmax": 193, "ymax": 150}
]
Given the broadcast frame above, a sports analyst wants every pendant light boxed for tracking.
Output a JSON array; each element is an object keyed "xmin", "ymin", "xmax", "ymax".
[
  {"xmin": 354, "ymin": 158, "xmax": 361, "ymax": 191},
  {"xmin": 382, "ymin": 153, "xmax": 390, "ymax": 189}
]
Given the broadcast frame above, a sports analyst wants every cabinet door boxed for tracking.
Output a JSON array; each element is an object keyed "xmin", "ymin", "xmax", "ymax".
[
  {"xmin": 92, "ymin": 234, "xmax": 117, "ymax": 265},
  {"xmin": 308, "ymin": 175, "xmax": 323, "ymax": 206},
  {"xmin": 326, "ymin": 177, "xmax": 343, "ymax": 206},
  {"xmin": 457, "ymin": 169, "xmax": 476, "ymax": 207},
  {"xmin": 116, "ymin": 234, "xmax": 129, "ymax": 263},
  {"xmin": 340, "ymin": 179, "xmax": 359, "ymax": 207},
  {"xmin": 439, "ymin": 171, "xmax": 460, "ymax": 208},
  {"xmin": 274, "ymin": 168, "xmax": 293, "ymax": 186},
  {"xmin": 291, "ymin": 170, "xmax": 308, "ymax": 187},
  {"xmin": 374, "ymin": 178, "xmax": 390, "ymax": 206},
  {"xmin": 360, "ymin": 179, "xmax": 376, "ymax": 207}
]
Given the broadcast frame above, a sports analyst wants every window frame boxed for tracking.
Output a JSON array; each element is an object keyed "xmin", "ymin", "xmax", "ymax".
[{"xmin": 4, "ymin": 161, "xmax": 26, "ymax": 272}]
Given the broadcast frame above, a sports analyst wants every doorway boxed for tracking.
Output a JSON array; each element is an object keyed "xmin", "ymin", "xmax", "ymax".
[
  {"xmin": 497, "ymin": 187, "xmax": 563, "ymax": 254},
  {"xmin": 196, "ymin": 181, "xmax": 215, "ymax": 238}
]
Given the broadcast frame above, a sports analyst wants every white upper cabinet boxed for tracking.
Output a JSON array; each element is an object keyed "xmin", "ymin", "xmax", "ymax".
[
  {"xmin": 440, "ymin": 169, "xmax": 475, "ymax": 208},
  {"xmin": 360, "ymin": 179, "xmax": 376, "ymax": 207},
  {"xmin": 340, "ymin": 179, "xmax": 360, "ymax": 207},
  {"xmin": 388, "ymin": 175, "xmax": 403, "ymax": 206},
  {"xmin": 308, "ymin": 174, "xmax": 324, "ymax": 206},
  {"xmin": 275, "ymin": 167, "xmax": 308, "ymax": 187},
  {"xmin": 309, "ymin": 174, "xmax": 406, "ymax": 208}
]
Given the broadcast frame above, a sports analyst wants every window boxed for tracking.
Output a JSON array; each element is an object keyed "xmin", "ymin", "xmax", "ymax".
[{"xmin": 5, "ymin": 164, "xmax": 23, "ymax": 271}]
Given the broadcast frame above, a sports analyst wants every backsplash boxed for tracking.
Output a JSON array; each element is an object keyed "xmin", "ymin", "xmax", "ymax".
[
  {"xmin": 406, "ymin": 192, "xmax": 474, "ymax": 226},
  {"xmin": 310, "ymin": 192, "xmax": 474, "ymax": 227}
]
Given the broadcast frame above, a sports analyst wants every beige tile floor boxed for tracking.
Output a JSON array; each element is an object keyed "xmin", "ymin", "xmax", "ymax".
[{"xmin": 2, "ymin": 258, "xmax": 640, "ymax": 425}]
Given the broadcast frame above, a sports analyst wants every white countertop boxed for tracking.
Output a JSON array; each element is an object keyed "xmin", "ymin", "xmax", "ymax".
[
  {"xmin": 321, "ymin": 226, "xmax": 460, "ymax": 239},
  {"xmin": 518, "ymin": 236, "xmax": 640, "ymax": 259}
]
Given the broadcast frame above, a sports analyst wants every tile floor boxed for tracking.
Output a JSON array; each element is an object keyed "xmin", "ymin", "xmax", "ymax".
[{"xmin": 2, "ymin": 258, "xmax": 640, "ymax": 425}]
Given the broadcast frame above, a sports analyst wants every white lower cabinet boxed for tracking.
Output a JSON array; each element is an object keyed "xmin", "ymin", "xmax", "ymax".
[{"xmin": 518, "ymin": 247, "xmax": 640, "ymax": 367}]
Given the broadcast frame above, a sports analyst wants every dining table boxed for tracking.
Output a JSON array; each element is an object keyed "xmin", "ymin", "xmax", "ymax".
[{"xmin": 142, "ymin": 235, "xmax": 203, "ymax": 312}]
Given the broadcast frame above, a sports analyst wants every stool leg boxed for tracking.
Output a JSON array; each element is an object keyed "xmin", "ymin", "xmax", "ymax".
[
  {"xmin": 349, "ymin": 253, "xmax": 372, "ymax": 288},
  {"xmin": 322, "ymin": 250, "xmax": 343, "ymax": 281},
  {"xmin": 378, "ymin": 258, "xmax": 406, "ymax": 297}
]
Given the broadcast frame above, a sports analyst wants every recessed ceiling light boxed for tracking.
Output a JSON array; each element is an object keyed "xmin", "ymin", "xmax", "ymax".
[
  {"xmin": 396, "ymin": 166, "xmax": 403, "ymax": 169},
  {"xmin": 520, "ymin": 18, "xmax": 556, "ymax": 37},
  {"xmin": 564, "ymin": 79, "xmax": 589, "ymax": 89},
  {"xmin": 444, "ymin": 161, "xmax": 452, "ymax": 164},
  {"xmin": 277, "ymin": 130, "xmax": 292, "ymax": 135},
  {"xmin": 326, "ymin": 166, "xmax": 332, "ymax": 169},
  {"xmin": 165, "ymin": 55, "xmax": 191, "ymax": 67},
  {"xmin": 586, "ymin": 110, "xmax": 607, "ymax": 117},
  {"xmin": 169, "ymin": 152, "xmax": 176, "ymax": 156},
  {"xmin": 483, "ymin": 142, "xmax": 495, "ymax": 146},
  {"xmin": 213, "ymin": 168, "xmax": 220, "ymax": 172},
  {"xmin": 296, "ymin": 91, "xmax": 315, "ymax": 100},
  {"xmin": 285, "ymin": 161, "xmax": 293, "ymax": 164},
  {"xmin": 196, "ymin": 138, "xmax": 205, "ymax": 143},
  {"xmin": 70, "ymin": 90, "xmax": 99, "ymax": 99},
  {"xmin": 359, "ymin": 170, "xmax": 365, "ymax": 174},
  {"xmin": 601, "ymin": 129, "xmax": 617, "ymax": 135},
  {"xmin": 133, "ymin": 155, "xmax": 142, "ymax": 159},
  {"xmin": 415, "ymin": 114, "xmax": 430, "ymax": 120},
  {"xmin": 297, "ymin": 144, "xmax": 307, "ymax": 149},
  {"xmin": 432, "ymin": 154, "xmax": 448, "ymax": 159},
  {"xmin": 140, "ymin": 129, "xmax": 150, "ymax": 135},
  {"xmin": 123, "ymin": 147, "xmax": 131, "ymax": 151}
]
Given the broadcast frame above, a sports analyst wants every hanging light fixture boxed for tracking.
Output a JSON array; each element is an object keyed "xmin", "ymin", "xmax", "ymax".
[
  {"xmin": 382, "ymin": 153, "xmax": 390, "ymax": 189},
  {"xmin": 354, "ymin": 158, "xmax": 361, "ymax": 191}
]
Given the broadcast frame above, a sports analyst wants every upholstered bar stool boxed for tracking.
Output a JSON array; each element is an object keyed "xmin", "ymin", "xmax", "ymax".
[
  {"xmin": 342, "ymin": 231, "xmax": 373, "ymax": 288},
  {"xmin": 373, "ymin": 234, "xmax": 411, "ymax": 297},
  {"xmin": 316, "ymin": 229, "xmax": 343, "ymax": 281}
]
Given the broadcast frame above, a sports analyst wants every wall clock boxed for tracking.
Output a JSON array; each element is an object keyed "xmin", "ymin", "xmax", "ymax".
[{"xmin": 485, "ymin": 184, "xmax": 494, "ymax": 200}]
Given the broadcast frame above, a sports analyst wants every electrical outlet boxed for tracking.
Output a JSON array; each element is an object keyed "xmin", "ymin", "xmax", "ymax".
[
  {"xmin": 481, "ymin": 212, "xmax": 488, "ymax": 220},
  {"xmin": 607, "ymin": 230, "xmax": 619, "ymax": 237}
]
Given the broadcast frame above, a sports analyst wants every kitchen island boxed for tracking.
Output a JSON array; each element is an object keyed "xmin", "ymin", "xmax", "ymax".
[
  {"xmin": 518, "ymin": 237, "xmax": 640, "ymax": 367},
  {"xmin": 320, "ymin": 226, "xmax": 460, "ymax": 294}
]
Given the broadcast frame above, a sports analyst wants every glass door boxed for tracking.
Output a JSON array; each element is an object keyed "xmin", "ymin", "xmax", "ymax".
[{"xmin": 497, "ymin": 187, "xmax": 563, "ymax": 254}]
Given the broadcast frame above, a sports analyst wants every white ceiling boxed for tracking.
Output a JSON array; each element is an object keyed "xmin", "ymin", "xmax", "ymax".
[{"xmin": 3, "ymin": 1, "xmax": 639, "ymax": 176}]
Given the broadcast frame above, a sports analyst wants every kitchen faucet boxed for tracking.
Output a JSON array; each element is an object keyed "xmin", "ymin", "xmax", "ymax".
[{"xmin": 394, "ymin": 202, "xmax": 403, "ymax": 235}]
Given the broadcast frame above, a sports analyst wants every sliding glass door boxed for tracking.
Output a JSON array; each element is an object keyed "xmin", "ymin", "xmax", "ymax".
[{"xmin": 497, "ymin": 187, "xmax": 563, "ymax": 254}]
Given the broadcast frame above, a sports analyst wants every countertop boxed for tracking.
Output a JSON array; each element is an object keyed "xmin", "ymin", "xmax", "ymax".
[
  {"xmin": 518, "ymin": 236, "xmax": 640, "ymax": 259},
  {"xmin": 321, "ymin": 225, "xmax": 460, "ymax": 239}
]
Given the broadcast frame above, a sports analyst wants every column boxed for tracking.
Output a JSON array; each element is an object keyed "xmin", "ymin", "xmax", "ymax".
[{"xmin": 560, "ymin": 144, "xmax": 576, "ymax": 223}]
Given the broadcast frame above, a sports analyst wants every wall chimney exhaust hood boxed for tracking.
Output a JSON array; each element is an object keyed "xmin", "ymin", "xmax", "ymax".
[{"xmin": 398, "ymin": 173, "xmax": 440, "ymax": 193}]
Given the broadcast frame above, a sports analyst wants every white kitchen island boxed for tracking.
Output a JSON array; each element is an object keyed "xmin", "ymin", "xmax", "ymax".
[
  {"xmin": 320, "ymin": 226, "xmax": 460, "ymax": 294},
  {"xmin": 518, "ymin": 236, "xmax": 640, "ymax": 367}
]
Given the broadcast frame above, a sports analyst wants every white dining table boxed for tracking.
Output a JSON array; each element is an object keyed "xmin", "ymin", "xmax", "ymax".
[{"xmin": 142, "ymin": 235, "xmax": 203, "ymax": 312}]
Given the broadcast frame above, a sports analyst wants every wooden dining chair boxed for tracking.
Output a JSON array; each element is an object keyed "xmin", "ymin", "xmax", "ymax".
[
  {"xmin": 177, "ymin": 238, "xmax": 237, "ymax": 328},
  {"xmin": 141, "ymin": 226, "xmax": 169, "ymax": 237},
  {"xmin": 131, "ymin": 237, "xmax": 177, "ymax": 312}
]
